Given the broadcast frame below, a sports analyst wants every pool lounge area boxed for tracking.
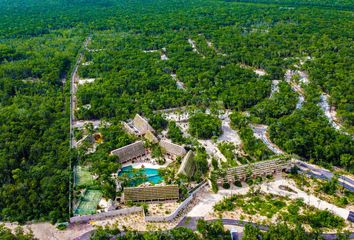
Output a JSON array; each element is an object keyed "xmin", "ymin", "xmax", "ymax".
[{"xmin": 118, "ymin": 165, "xmax": 164, "ymax": 186}]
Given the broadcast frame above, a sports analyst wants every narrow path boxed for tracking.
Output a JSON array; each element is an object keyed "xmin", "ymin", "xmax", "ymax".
[
  {"xmin": 250, "ymin": 124, "xmax": 284, "ymax": 155},
  {"xmin": 188, "ymin": 38, "xmax": 199, "ymax": 54},
  {"xmin": 285, "ymin": 70, "xmax": 306, "ymax": 109},
  {"xmin": 319, "ymin": 93, "xmax": 341, "ymax": 130},
  {"xmin": 170, "ymin": 73, "xmax": 186, "ymax": 90},
  {"xmin": 188, "ymin": 38, "xmax": 205, "ymax": 58},
  {"xmin": 318, "ymin": 93, "xmax": 353, "ymax": 138},
  {"xmin": 269, "ymin": 80, "xmax": 280, "ymax": 97},
  {"xmin": 73, "ymin": 120, "xmax": 109, "ymax": 130}
]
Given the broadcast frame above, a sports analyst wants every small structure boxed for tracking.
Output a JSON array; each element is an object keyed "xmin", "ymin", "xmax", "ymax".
[
  {"xmin": 122, "ymin": 114, "xmax": 156, "ymax": 139},
  {"xmin": 177, "ymin": 151, "xmax": 195, "ymax": 177},
  {"xmin": 159, "ymin": 140, "xmax": 186, "ymax": 159},
  {"xmin": 111, "ymin": 141, "xmax": 146, "ymax": 163},
  {"xmin": 123, "ymin": 185, "xmax": 179, "ymax": 202},
  {"xmin": 219, "ymin": 159, "xmax": 292, "ymax": 184},
  {"xmin": 122, "ymin": 122, "xmax": 141, "ymax": 136}
]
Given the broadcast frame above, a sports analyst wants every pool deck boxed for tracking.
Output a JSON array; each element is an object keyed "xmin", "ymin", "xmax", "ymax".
[{"xmin": 121, "ymin": 159, "xmax": 172, "ymax": 169}]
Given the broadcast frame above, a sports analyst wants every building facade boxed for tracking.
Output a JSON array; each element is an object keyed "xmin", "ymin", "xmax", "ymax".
[{"xmin": 123, "ymin": 185, "xmax": 179, "ymax": 202}]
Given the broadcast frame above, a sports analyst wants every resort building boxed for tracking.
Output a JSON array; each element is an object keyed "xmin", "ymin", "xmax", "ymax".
[
  {"xmin": 122, "ymin": 114, "xmax": 156, "ymax": 138},
  {"xmin": 159, "ymin": 140, "xmax": 186, "ymax": 159},
  {"xmin": 123, "ymin": 185, "xmax": 179, "ymax": 202},
  {"xmin": 219, "ymin": 159, "xmax": 292, "ymax": 184},
  {"xmin": 122, "ymin": 122, "xmax": 141, "ymax": 136},
  {"xmin": 111, "ymin": 141, "xmax": 146, "ymax": 163},
  {"xmin": 177, "ymin": 150, "xmax": 195, "ymax": 177},
  {"xmin": 133, "ymin": 114, "xmax": 155, "ymax": 135}
]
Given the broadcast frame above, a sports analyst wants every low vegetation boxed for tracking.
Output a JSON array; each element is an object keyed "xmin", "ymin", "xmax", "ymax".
[{"xmin": 214, "ymin": 191, "xmax": 345, "ymax": 230}]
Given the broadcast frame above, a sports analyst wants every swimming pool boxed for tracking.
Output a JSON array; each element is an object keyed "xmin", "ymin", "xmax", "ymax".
[{"xmin": 118, "ymin": 166, "xmax": 163, "ymax": 186}]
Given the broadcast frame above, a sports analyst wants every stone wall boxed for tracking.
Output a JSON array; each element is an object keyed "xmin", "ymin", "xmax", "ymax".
[{"xmin": 70, "ymin": 206, "xmax": 143, "ymax": 223}]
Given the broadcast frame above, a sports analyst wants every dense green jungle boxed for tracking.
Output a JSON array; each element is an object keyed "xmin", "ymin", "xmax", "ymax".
[{"xmin": 0, "ymin": 0, "xmax": 353, "ymax": 225}]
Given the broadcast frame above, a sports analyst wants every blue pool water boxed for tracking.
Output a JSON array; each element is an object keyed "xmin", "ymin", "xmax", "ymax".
[{"xmin": 118, "ymin": 166, "xmax": 163, "ymax": 186}]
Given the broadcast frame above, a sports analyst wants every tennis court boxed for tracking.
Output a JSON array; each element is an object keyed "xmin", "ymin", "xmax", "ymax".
[{"xmin": 74, "ymin": 190, "xmax": 102, "ymax": 215}]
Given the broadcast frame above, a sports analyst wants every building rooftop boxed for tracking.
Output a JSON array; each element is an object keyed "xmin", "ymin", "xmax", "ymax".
[
  {"xmin": 133, "ymin": 114, "xmax": 155, "ymax": 135},
  {"xmin": 111, "ymin": 141, "xmax": 146, "ymax": 163},
  {"xmin": 124, "ymin": 185, "xmax": 179, "ymax": 202},
  {"xmin": 159, "ymin": 140, "xmax": 186, "ymax": 157}
]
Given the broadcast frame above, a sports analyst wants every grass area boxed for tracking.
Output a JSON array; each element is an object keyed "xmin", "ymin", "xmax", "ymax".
[
  {"xmin": 288, "ymin": 173, "xmax": 354, "ymax": 208},
  {"xmin": 75, "ymin": 166, "xmax": 95, "ymax": 188},
  {"xmin": 213, "ymin": 191, "xmax": 345, "ymax": 231},
  {"xmin": 214, "ymin": 192, "xmax": 287, "ymax": 218},
  {"xmin": 75, "ymin": 190, "xmax": 102, "ymax": 215}
]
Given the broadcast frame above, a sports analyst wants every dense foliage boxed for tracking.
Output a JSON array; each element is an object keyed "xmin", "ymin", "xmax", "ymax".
[
  {"xmin": 269, "ymin": 103, "xmax": 354, "ymax": 172},
  {"xmin": 243, "ymin": 223, "xmax": 324, "ymax": 240},
  {"xmin": 189, "ymin": 113, "xmax": 222, "ymax": 139},
  {"xmin": 251, "ymin": 82, "xmax": 298, "ymax": 124},
  {"xmin": 0, "ymin": 30, "xmax": 82, "ymax": 222},
  {"xmin": 167, "ymin": 121, "xmax": 186, "ymax": 144}
]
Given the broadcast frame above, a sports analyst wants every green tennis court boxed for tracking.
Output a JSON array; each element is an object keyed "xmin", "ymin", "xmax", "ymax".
[{"xmin": 74, "ymin": 190, "xmax": 102, "ymax": 215}]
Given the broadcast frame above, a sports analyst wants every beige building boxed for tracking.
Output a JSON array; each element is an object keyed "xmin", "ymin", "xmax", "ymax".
[
  {"xmin": 159, "ymin": 140, "xmax": 186, "ymax": 159},
  {"xmin": 122, "ymin": 114, "xmax": 157, "ymax": 140},
  {"xmin": 218, "ymin": 159, "xmax": 292, "ymax": 184},
  {"xmin": 123, "ymin": 185, "xmax": 179, "ymax": 202},
  {"xmin": 111, "ymin": 141, "xmax": 146, "ymax": 163},
  {"xmin": 133, "ymin": 114, "xmax": 155, "ymax": 135}
]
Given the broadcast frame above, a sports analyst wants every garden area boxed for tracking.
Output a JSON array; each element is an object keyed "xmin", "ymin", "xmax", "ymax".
[
  {"xmin": 212, "ymin": 191, "xmax": 347, "ymax": 231},
  {"xmin": 287, "ymin": 172, "xmax": 354, "ymax": 210}
]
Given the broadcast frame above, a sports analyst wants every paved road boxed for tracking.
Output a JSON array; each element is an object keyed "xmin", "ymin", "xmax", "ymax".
[{"xmin": 74, "ymin": 230, "xmax": 95, "ymax": 240}]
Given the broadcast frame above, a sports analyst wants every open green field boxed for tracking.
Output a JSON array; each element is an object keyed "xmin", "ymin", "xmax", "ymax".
[{"xmin": 75, "ymin": 166, "xmax": 95, "ymax": 188}]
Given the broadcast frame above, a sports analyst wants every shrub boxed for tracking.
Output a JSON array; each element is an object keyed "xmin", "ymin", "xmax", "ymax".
[
  {"xmin": 234, "ymin": 180, "xmax": 242, "ymax": 187},
  {"xmin": 157, "ymin": 158, "xmax": 166, "ymax": 165},
  {"xmin": 246, "ymin": 178, "xmax": 254, "ymax": 186},
  {"xmin": 212, "ymin": 158, "xmax": 219, "ymax": 170},
  {"xmin": 305, "ymin": 210, "xmax": 345, "ymax": 229},
  {"xmin": 223, "ymin": 182, "xmax": 230, "ymax": 189},
  {"xmin": 211, "ymin": 179, "xmax": 219, "ymax": 193}
]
